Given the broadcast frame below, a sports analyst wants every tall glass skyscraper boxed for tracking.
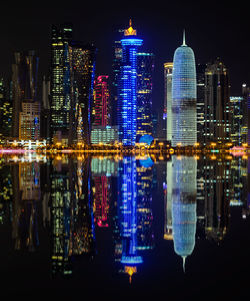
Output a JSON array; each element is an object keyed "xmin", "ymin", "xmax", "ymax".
[
  {"xmin": 172, "ymin": 32, "xmax": 197, "ymax": 146},
  {"xmin": 50, "ymin": 23, "xmax": 73, "ymax": 144},
  {"xmin": 164, "ymin": 62, "xmax": 173, "ymax": 141},
  {"xmin": 118, "ymin": 20, "xmax": 143, "ymax": 146}
]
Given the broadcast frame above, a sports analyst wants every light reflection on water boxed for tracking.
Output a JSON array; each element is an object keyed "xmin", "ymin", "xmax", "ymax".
[{"xmin": 0, "ymin": 153, "xmax": 249, "ymax": 296}]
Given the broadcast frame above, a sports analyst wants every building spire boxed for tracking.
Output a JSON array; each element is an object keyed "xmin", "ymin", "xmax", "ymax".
[
  {"xmin": 124, "ymin": 19, "xmax": 137, "ymax": 36},
  {"xmin": 182, "ymin": 29, "xmax": 187, "ymax": 46},
  {"xmin": 182, "ymin": 256, "xmax": 187, "ymax": 273}
]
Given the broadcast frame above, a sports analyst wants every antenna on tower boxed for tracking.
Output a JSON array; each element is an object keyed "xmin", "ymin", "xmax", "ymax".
[{"xmin": 182, "ymin": 29, "xmax": 187, "ymax": 46}]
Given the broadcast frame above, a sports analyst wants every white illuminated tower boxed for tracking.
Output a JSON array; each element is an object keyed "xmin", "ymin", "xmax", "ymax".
[{"xmin": 172, "ymin": 31, "xmax": 197, "ymax": 146}]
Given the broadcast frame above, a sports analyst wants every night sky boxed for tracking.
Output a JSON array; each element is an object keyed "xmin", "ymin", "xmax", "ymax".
[{"xmin": 0, "ymin": 1, "xmax": 249, "ymax": 111}]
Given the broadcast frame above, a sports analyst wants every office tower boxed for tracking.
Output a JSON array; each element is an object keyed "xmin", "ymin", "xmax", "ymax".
[
  {"xmin": 68, "ymin": 41, "xmax": 96, "ymax": 146},
  {"xmin": 163, "ymin": 62, "xmax": 173, "ymax": 141},
  {"xmin": 40, "ymin": 76, "xmax": 50, "ymax": 142},
  {"xmin": 136, "ymin": 52, "xmax": 154, "ymax": 141},
  {"xmin": 0, "ymin": 78, "xmax": 12, "ymax": 139},
  {"xmin": 12, "ymin": 51, "xmax": 40, "ymax": 140},
  {"xmin": 196, "ymin": 63, "xmax": 206, "ymax": 145},
  {"xmin": 242, "ymin": 83, "xmax": 250, "ymax": 145},
  {"xmin": 117, "ymin": 20, "xmax": 143, "ymax": 146},
  {"xmin": 50, "ymin": 23, "xmax": 73, "ymax": 144},
  {"xmin": 230, "ymin": 96, "xmax": 243, "ymax": 145},
  {"xmin": 172, "ymin": 32, "xmax": 197, "ymax": 147},
  {"xmin": 111, "ymin": 28, "xmax": 124, "ymax": 126},
  {"xmin": 93, "ymin": 75, "xmax": 110, "ymax": 126},
  {"xmin": 171, "ymin": 156, "xmax": 197, "ymax": 271},
  {"xmin": 118, "ymin": 156, "xmax": 142, "ymax": 282},
  {"xmin": 204, "ymin": 58, "xmax": 231, "ymax": 144}
]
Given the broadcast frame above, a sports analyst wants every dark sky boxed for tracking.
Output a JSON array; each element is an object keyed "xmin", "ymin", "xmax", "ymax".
[{"xmin": 0, "ymin": 1, "xmax": 249, "ymax": 109}]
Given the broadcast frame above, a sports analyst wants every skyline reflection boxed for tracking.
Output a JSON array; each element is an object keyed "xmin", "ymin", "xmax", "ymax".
[{"xmin": 0, "ymin": 153, "xmax": 249, "ymax": 285}]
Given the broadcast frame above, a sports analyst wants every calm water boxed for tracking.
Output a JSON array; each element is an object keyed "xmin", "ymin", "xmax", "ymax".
[{"xmin": 0, "ymin": 153, "xmax": 249, "ymax": 299}]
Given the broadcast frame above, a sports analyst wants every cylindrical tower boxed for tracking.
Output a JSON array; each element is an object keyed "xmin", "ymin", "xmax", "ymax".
[{"xmin": 172, "ymin": 31, "xmax": 197, "ymax": 147}]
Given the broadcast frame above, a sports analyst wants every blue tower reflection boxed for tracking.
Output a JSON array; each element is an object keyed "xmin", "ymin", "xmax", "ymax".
[
  {"xmin": 118, "ymin": 156, "xmax": 143, "ymax": 282},
  {"xmin": 171, "ymin": 156, "xmax": 197, "ymax": 272}
]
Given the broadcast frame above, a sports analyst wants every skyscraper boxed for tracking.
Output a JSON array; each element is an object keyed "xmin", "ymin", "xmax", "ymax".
[
  {"xmin": 93, "ymin": 75, "xmax": 110, "ymax": 127},
  {"xmin": 117, "ymin": 20, "xmax": 143, "ymax": 146},
  {"xmin": 163, "ymin": 62, "xmax": 173, "ymax": 142},
  {"xmin": 12, "ymin": 51, "xmax": 40, "ymax": 140},
  {"xmin": 204, "ymin": 58, "xmax": 231, "ymax": 144},
  {"xmin": 0, "ymin": 78, "xmax": 12, "ymax": 139},
  {"xmin": 68, "ymin": 41, "xmax": 96, "ymax": 146},
  {"xmin": 136, "ymin": 52, "xmax": 154, "ymax": 140},
  {"xmin": 172, "ymin": 32, "xmax": 197, "ymax": 147},
  {"xmin": 196, "ymin": 63, "xmax": 206, "ymax": 145},
  {"xmin": 50, "ymin": 23, "xmax": 73, "ymax": 144}
]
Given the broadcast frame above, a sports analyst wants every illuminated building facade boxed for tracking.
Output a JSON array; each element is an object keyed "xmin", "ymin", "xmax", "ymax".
[
  {"xmin": 171, "ymin": 156, "xmax": 197, "ymax": 271},
  {"xmin": 19, "ymin": 101, "xmax": 40, "ymax": 140},
  {"xmin": 111, "ymin": 28, "xmax": 124, "ymax": 126},
  {"xmin": 163, "ymin": 62, "xmax": 173, "ymax": 141},
  {"xmin": 230, "ymin": 96, "xmax": 243, "ymax": 145},
  {"xmin": 68, "ymin": 41, "xmax": 96, "ymax": 146},
  {"xmin": 91, "ymin": 125, "xmax": 118, "ymax": 145},
  {"xmin": 118, "ymin": 20, "xmax": 143, "ymax": 146},
  {"xmin": 242, "ymin": 83, "xmax": 250, "ymax": 145},
  {"xmin": 50, "ymin": 23, "xmax": 72, "ymax": 143},
  {"xmin": 196, "ymin": 63, "xmax": 206, "ymax": 145},
  {"xmin": 204, "ymin": 59, "xmax": 231, "ymax": 144},
  {"xmin": 172, "ymin": 32, "xmax": 197, "ymax": 146},
  {"xmin": 0, "ymin": 78, "xmax": 12, "ymax": 139},
  {"xmin": 93, "ymin": 75, "xmax": 110, "ymax": 127},
  {"xmin": 136, "ymin": 52, "xmax": 154, "ymax": 140},
  {"xmin": 12, "ymin": 51, "xmax": 39, "ymax": 140}
]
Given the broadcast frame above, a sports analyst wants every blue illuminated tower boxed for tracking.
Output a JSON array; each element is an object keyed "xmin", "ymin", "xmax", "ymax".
[
  {"xmin": 118, "ymin": 20, "xmax": 143, "ymax": 146},
  {"xmin": 172, "ymin": 31, "xmax": 197, "ymax": 146}
]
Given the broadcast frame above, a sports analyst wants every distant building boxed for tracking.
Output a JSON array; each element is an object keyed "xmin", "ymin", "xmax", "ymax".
[
  {"xmin": 117, "ymin": 20, "xmax": 143, "ymax": 146},
  {"xmin": 172, "ymin": 32, "xmax": 197, "ymax": 147},
  {"xmin": 0, "ymin": 78, "xmax": 12, "ymax": 139},
  {"xmin": 136, "ymin": 52, "xmax": 154, "ymax": 141},
  {"xmin": 230, "ymin": 96, "xmax": 243, "ymax": 145},
  {"xmin": 19, "ymin": 101, "xmax": 40, "ymax": 140},
  {"xmin": 12, "ymin": 51, "xmax": 40, "ymax": 140},
  {"xmin": 242, "ymin": 83, "xmax": 250, "ymax": 145},
  {"xmin": 164, "ymin": 62, "xmax": 173, "ymax": 141},
  {"xmin": 204, "ymin": 58, "xmax": 231, "ymax": 144}
]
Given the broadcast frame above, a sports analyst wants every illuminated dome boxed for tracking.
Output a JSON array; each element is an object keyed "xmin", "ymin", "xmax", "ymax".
[
  {"xmin": 139, "ymin": 156, "xmax": 154, "ymax": 168},
  {"xmin": 139, "ymin": 134, "xmax": 154, "ymax": 146}
]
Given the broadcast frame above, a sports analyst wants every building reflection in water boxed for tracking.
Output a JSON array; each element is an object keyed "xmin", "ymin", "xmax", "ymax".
[
  {"xmin": 170, "ymin": 156, "xmax": 197, "ymax": 272},
  {"xmin": 0, "ymin": 153, "xmax": 249, "ymax": 281},
  {"xmin": 12, "ymin": 161, "xmax": 40, "ymax": 251},
  {"xmin": 49, "ymin": 155, "xmax": 95, "ymax": 276}
]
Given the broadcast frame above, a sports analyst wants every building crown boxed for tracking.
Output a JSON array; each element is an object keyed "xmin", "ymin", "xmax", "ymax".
[{"xmin": 124, "ymin": 19, "xmax": 137, "ymax": 36}]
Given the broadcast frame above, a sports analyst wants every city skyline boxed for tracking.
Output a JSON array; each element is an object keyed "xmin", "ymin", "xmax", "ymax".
[{"xmin": 0, "ymin": 1, "xmax": 249, "ymax": 102}]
